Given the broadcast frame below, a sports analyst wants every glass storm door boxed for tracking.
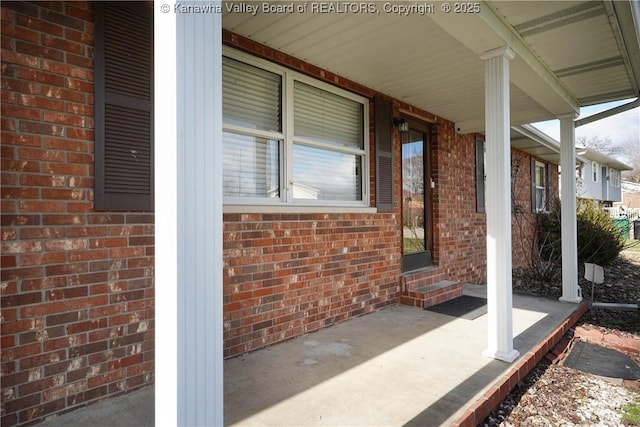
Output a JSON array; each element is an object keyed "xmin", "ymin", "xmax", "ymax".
[{"xmin": 401, "ymin": 123, "xmax": 432, "ymax": 272}]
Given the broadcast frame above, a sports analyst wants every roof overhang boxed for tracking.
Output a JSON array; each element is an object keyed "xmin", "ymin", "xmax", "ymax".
[
  {"xmin": 577, "ymin": 147, "xmax": 635, "ymax": 171},
  {"xmin": 222, "ymin": 1, "xmax": 640, "ymax": 134}
]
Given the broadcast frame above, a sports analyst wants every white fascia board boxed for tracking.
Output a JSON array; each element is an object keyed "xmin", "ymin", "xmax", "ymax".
[
  {"xmin": 579, "ymin": 147, "xmax": 634, "ymax": 171},
  {"xmin": 512, "ymin": 124, "xmax": 561, "ymax": 152}
]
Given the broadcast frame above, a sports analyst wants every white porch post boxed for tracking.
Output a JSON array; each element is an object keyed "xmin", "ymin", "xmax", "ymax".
[
  {"xmin": 176, "ymin": 2, "xmax": 224, "ymax": 426},
  {"xmin": 480, "ymin": 47, "xmax": 519, "ymax": 363},
  {"xmin": 558, "ymin": 114, "xmax": 582, "ymax": 303}
]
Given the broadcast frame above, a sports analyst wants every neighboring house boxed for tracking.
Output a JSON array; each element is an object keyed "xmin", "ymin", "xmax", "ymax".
[
  {"xmin": 576, "ymin": 148, "xmax": 633, "ymax": 205},
  {"xmin": 622, "ymin": 180, "xmax": 640, "ymax": 209},
  {"xmin": 2, "ymin": 1, "xmax": 639, "ymax": 426}
]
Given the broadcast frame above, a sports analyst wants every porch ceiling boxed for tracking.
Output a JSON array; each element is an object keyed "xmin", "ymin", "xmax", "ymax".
[{"xmin": 222, "ymin": 1, "xmax": 640, "ymax": 134}]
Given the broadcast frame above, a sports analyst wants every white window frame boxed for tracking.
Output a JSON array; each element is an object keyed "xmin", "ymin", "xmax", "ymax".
[
  {"xmin": 533, "ymin": 161, "xmax": 547, "ymax": 213},
  {"xmin": 592, "ymin": 161, "xmax": 600, "ymax": 183},
  {"xmin": 222, "ymin": 47, "xmax": 370, "ymax": 210},
  {"xmin": 611, "ymin": 169, "xmax": 621, "ymax": 188}
]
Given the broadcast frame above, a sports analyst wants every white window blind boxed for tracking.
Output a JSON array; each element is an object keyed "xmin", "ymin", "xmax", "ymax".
[
  {"xmin": 222, "ymin": 57, "xmax": 282, "ymax": 199},
  {"xmin": 294, "ymin": 81, "xmax": 363, "ymax": 150},
  {"xmin": 222, "ymin": 57, "xmax": 281, "ymax": 132},
  {"xmin": 222, "ymin": 50, "xmax": 368, "ymax": 207}
]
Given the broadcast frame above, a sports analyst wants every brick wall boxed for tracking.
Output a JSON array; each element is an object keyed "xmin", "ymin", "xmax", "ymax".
[
  {"xmin": 223, "ymin": 213, "xmax": 400, "ymax": 357},
  {"xmin": 510, "ymin": 150, "xmax": 560, "ymax": 270},
  {"xmin": 430, "ymin": 121, "xmax": 487, "ymax": 283},
  {"xmin": 223, "ymin": 33, "xmax": 485, "ymax": 357},
  {"xmin": 222, "ymin": 32, "xmax": 557, "ymax": 358},
  {"xmin": 1, "ymin": 2, "xmax": 154, "ymax": 426}
]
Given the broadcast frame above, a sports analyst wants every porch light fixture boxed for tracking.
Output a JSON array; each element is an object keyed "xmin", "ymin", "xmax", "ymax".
[{"xmin": 394, "ymin": 118, "xmax": 409, "ymax": 134}]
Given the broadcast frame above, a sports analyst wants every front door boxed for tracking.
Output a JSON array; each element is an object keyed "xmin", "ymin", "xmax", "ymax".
[{"xmin": 401, "ymin": 120, "xmax": 433, "ymax": 272}]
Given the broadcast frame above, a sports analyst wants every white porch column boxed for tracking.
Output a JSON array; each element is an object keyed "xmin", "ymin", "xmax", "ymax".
[
  {"xmin": 155, "ymin": 2, "xmax": 223, "ymax": 426},
  {"xmin": 480, "ymin": 47, "xmax": 520, "ymax": 363},
  {"xmin": 558, "ymin": 114, "xmax": 582, "ymax": 303}
]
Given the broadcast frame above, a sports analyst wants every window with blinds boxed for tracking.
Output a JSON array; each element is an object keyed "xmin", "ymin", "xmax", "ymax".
[
  {"xmin": 533, "ymin": 161, "xmax": 547, "ymax": 213},
  {"xmin": 222, "ymin": 51, "xmax": 368, "ymax": 206}
]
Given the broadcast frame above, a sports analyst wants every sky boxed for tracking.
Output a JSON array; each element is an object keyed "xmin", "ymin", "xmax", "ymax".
[{"xmin": 532, "ymin": 99, "xmax": 640, "ymax": 147}]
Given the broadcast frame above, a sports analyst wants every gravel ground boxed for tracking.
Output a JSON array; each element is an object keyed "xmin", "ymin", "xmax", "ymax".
[{"xmin": 481, "ymin": 249, "xmax": 640, "ymax": 427}]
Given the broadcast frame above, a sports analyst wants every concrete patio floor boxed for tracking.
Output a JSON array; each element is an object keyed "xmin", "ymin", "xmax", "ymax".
[
  {"xmin": 225, "ymin": 285, "xmax": 586, "ymax": 427},
  {"xmin": 36, "ymin": 285, "xmax": 586, "ymax": 427}
]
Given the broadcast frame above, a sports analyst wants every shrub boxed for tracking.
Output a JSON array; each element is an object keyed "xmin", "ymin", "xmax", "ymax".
[{"xmin": 536, "ymin": 198, "xmax": 625, "ymax": 271}]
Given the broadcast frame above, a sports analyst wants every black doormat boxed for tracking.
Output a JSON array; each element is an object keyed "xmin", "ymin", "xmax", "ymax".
[
  {"xmin": 424, "ymin": 295, "xmax": 487, "ymax": 320},
  {"xmin": 564, "ymin": 341, "xmax": 640, "ymax": 380}
]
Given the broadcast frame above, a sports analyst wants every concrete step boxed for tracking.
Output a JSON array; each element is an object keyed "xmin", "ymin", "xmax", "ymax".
[{"xmin": 400, "ymin": 280, "xmax": 461, "ymax": 308}]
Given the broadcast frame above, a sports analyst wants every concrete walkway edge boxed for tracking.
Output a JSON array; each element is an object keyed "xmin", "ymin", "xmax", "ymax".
[{"xmin": 451, "ymin": 300, "xmax": 589, "ymax": 427}]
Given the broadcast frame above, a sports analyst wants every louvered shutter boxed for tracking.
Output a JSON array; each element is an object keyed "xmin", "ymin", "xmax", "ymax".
[
  {"xmin": 95, "ymin": 2, "xmax": 153, "ymax": 211},
  {"xmin": 375, "ymin": 97, "xmax": 393, "ymax": 212},
  {"xmin": 476, "ymin": 137, "xmax": 485, "ymax": 213}
]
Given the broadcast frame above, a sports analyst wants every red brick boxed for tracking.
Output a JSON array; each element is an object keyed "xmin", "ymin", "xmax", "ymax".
[
  {"xmin": 42, "ymin": 214, "xmax": 86, "ymax": 225},
  {"xmin": 2, "ymin": 255, "xmax": 17, "ymax": 268},
  {"xmin": 67, "ymin": 202, "xmax": 93, "ymax": 212},
  {"xmin": 1, "ymin": 77, "xmax": 41, "ymax": 95},
  {"xmin": 18, "ymin": 148, "xmax": 65, "ymax": 162},
  {"xmin": 39, "ymin": 10, "xmax": 84, "ymax": 32},
  {"xmin": 21, "ymin": 301, "xmax": 67, "ymax": 318},
  {"xmin": 16, "ymin": 68, "xmax": 66, "ymax": 86},
  {"xmin": 1, "ymin": 291, "xmax": 42, "ymax": 308},
  {"xmin": 0, "ymin": 187, "xmax": 39, "ymax": 200},
  {"xmin": 1, "ymin": 104, "xmax": 41, "ymax": 120},
  {"xmin": 45, "ymin": 286, "xmax": 88, "ymax": 301},
  {"xmin": 65, "ymin": 102, "xmax": 93, "ymax": 116},
  {"xmin": 42, "ymin": 61, "xmax": 91, "ymax": 81},
  {"xmin": 1, "ymin": 240, "xmax": 42, "ymax": 254},
  {"xmin": 19, "ymin": 200, "xmax": 67, "ymax": 213},
  {"xmin": 1, "ymin": 159, "xmax": 40, "ymax": 173},
  {"xmin": 15, "ymin": 40, "xmax": 64, "ymax": 62},
  {"xmin": 45, "ymin": 262, "xmax": 88, "ymax": 276},
  {"xmin": 41, "ymin": 162, "xmax": 87, "ymax": 176},
  {"xmin": 1, "ymin": 23, "xmax": 39, "ymax": 43},
  {"xmin": 19, "ymin": 252, "xmax": 67, "ymax": 266},
  {"xmin": 65, "ymin": 127, "xmax": 93, "ymax": 140},
  {"xmin": 20, "ymin": 174, "xmax": 67, "ymax": 187},
  {"xmin": 15, "ymin": 14, "xmax": 64, "ymax": 36},
  {"xmin": 17, "ymin": 94, "xmax": 65, "ymax": 111},
  {"xmin": 19, "ymin": 120, "xmax": 65, "ymax": 136},
  {"xmin": 64, "ymin": 27, "xmax": 92, "ymax": 45},
  {"xmin": 41, "ymin": 188, "xmax": 84, "ymax": 200},
  {"xmin": 40, "ymin": 85, "xmax": 86, "ymax": 103}
]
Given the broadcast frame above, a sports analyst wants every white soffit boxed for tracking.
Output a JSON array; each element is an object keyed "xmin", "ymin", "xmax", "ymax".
[
  {"xmin": 223, "ymin": 1, "xmax": 639, "ymax": 134},
  {"xmin": 492, "ymin": 1, "xmax": 639, "ymax": 105}
]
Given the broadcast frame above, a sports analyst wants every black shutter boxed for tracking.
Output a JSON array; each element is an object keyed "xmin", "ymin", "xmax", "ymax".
[
  {"xmin": 95, "ymin": 2, "xmax": 153, "ymax": 211},
  {"xmin": 375, "ymin": 97, "xmax": 393, "ymax": 213},
  {"xmin": 475, "ymin": 137, "xmax": 485, "ymax": 213}
]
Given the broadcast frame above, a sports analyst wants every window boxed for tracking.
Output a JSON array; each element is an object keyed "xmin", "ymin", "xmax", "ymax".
[
  {"xmin": 222, "ymin": 50, "xmax": 369, "ymax": 207},
  {"xmin": 532, "ymin": 160, "xmax": 547, "ymax": 213},
  {"xmin": 611, "ymin": 169, "xmax": 621, "ymax": 187},
  {"xmin": 592, "ymin": 161, "xmax": 600, "ymax": 182},
  {"xmin": 94, "ymin": 2, "xmax": 154, "ymax": 211}
]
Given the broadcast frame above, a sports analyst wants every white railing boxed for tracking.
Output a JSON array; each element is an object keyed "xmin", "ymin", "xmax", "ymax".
[{"xmin": 604, "ymin": 206, "xmax": 640, "ymax": 221}]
